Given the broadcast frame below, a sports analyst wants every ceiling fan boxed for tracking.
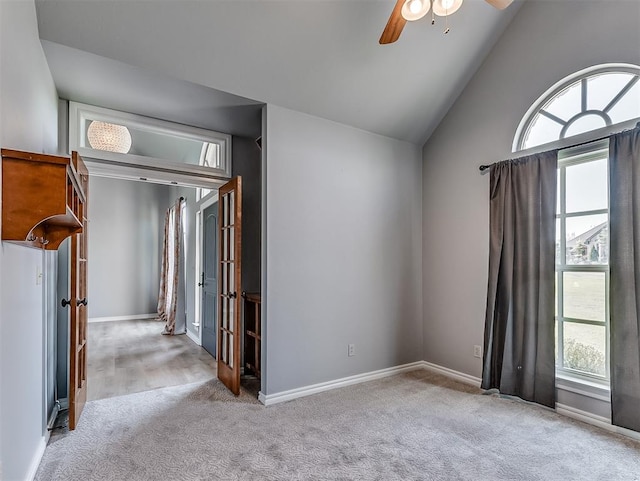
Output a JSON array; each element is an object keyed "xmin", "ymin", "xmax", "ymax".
[{"xmin": 379, "ymin": 0, "xmax": 513, "ymax": 44}]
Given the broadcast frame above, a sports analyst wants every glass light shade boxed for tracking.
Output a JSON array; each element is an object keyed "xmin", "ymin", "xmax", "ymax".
[
  {"xmin": 87, "ymin": 121, "xmax": 132, "ymax": 153},
  {"xmin": 401, "ymin": 0, "xmax": 430, "ymax": 21},
  {"xmin": 432, "ymin": 0, "xmax": 463, "ymax": 16}
]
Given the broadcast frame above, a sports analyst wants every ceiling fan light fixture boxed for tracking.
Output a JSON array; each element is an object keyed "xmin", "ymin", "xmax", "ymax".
[
  {"xmin": 432, "ymin": 0, "xmax": 464, "ymax": 16},
  {"xmin": 87, "ymin": 120, "xmax": 132, "ymax": 153},
  {"xmin": 401, "ymin": 0, "xmax": 430, "ymax": 21}
]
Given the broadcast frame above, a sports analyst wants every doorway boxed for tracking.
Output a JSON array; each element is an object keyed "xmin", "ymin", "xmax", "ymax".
[
  {"xmin": 52, "ymin": 175, "xmax": 220, "ymax": 412},
  {"xmin": 200, "ymin": 201, "xmax": 219, "ymax": 358}
]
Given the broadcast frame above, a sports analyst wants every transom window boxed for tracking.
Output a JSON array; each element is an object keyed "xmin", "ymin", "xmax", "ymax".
[{"xmin": 515, "ymin": 64, "xmax": 640, "ymax": 151}]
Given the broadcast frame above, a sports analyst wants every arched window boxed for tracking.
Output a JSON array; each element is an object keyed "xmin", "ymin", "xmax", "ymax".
[
  {"xmin": 514, "ymin": 64, "xmax": 640, "ymax": 152},
  {"xmin": 513, "ymin": 65, "xmax": 640, "ymax": 384}
]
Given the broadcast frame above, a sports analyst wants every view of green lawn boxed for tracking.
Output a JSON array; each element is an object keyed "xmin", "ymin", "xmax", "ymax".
[{"xmin": 559, "ymin": 272, "xmax": 607, "ymax": 375}]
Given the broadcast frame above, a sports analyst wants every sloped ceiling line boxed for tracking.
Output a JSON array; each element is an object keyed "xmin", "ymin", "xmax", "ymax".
[{"xmin": 36, "ymin": 0, "xmax": 523, "ymax": 145}]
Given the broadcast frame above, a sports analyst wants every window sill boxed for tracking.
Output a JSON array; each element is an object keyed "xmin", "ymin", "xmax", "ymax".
[{"xmin": 556, "ymin": 372, "xmax": 611, "ymax": 402}]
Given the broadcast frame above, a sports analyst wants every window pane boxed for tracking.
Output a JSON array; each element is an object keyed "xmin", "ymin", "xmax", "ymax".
[
  {"xmin": 566, "ymin": 214, "xmax": 608, "ymax": 265},
  {"xmin": 563, "ymin": 322, "xmax": 606, "ymax": 376},
  {"xmin": 523, "ymin": 113, "xmax": 564, "ymax": 149},
  {"xmin": 607, "ymin": 79, "xmax": 640, "ymax": 124},
  {"xmin": 587, "ymin": 73, "xmax": 634, "ymax": 111},
  {"xmin": 125, "ymin": 127, "xmax": 206, "ymax": 166},
  {"xmin": 565, "ymin": 159, "xmax": 608, "ymax": 213},
  {"xmin": 563, "ymin": 272, "xmax": 606, "ymax": 321},
  {"xmin": 564, "ymin": 114, "xmax": 608, "ymax": 138},
  {"xmin": 554, "ymin": 272, "xmax": 558, "ymax": 317},
  {"xmin": 544, "ymin": 81, "xmax": 581, "ymax": 121},
  {"xmin": 556, "ymin": 217, "xmax": 564, "ymax": 265}
]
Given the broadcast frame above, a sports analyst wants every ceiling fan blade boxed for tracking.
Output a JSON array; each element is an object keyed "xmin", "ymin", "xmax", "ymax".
[
  {"xmin": 379, "ymin": 0, "xmax": 408, "ymax": 45},
  {"xmin": 484, "ymin": 0, "xmax": 514, "ymax": 9}
]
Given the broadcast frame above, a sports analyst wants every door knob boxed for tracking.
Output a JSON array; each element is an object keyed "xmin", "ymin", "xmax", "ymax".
[
  {"xmin": 228, "ymin": 292, "xmax": 237, "ymax": 299},
  {"xmin": 61, "ymin": 298, "xmax": 72, "ymax": 307},
  {"xmin": 77, "ymin": 298, "xmax": 88, "ymax": 307}
]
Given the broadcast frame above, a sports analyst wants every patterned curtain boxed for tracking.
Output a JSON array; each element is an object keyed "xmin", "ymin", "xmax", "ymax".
[{"xmin": 157, "ymin": 197, "xmax": 186, "ymax": 335}]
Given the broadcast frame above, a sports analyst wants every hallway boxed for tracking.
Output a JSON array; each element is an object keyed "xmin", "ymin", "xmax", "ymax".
[{"xmin": 88, "ymin": 319, "xmax": 216, "ymax": 401}]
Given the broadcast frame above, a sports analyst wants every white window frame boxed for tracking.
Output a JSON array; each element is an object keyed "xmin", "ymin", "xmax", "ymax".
[
  {"xmin": 69, "ymin": 101, "xmax": 232, "ymax": 185},
  {"xmin": 513, "ymin": 63, "xmax": 640, "ymax": 153},
  {"xmin": 556, "ymin": 141, "xmax": 610, "ymax": 385}
]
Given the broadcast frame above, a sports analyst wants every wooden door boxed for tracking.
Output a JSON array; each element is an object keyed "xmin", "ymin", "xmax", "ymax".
[
  {"xmin": 69, "ymin": 152, "xmax": 89, "ymax": 430},
  {"xmin": 217, "ymin": 177, "xmax": 242, "ymax": 395},
  {"xmin": 201, "ymin": 202, "xmax": 218, "ymax": 357}
]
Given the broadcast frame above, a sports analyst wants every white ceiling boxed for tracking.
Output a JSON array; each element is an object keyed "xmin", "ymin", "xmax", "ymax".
[{"xmin": 36, "ymin": 0, "xmax": 524, "ymax": 145}]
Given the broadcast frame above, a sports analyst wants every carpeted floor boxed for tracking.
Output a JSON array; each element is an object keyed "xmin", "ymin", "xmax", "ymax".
[{"xmin": 35, "ymin": 370, "xmax": 640, "ymax": 480}]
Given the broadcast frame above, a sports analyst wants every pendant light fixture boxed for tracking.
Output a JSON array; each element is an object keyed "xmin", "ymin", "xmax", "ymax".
[{"xmin": 87, "ymin": 121, "xmax": 132, "ymax": 153}]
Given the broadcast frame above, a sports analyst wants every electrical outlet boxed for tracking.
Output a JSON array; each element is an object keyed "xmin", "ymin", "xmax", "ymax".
[
  {"xmin": 348, "ymin": 344, "xmax": 355, "ymax": 357},
  {"xmin": 474, "ymin": 345, "xmax": 482, "ymax": 358}
]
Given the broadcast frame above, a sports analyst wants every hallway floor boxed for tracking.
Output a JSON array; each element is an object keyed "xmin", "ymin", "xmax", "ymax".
[{"xmin": 88, "ymin": 319, "xmax": 216, "ymax": 401}]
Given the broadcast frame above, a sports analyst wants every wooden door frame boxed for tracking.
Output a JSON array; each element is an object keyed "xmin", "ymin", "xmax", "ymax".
[
  {"xmin": 217, "ymin": 176, "xmax": 242, "ymax": 395},
  {"xmin": 69, "ymin": 151, "xmax": 89, "ymax": 430},
  {"xmin": 194, "ymin": 192, "xmax": 219, "ymax": 348},
  {"xmin": 57, "ymin": 166, "xmax": 228, "ymax": 420}
]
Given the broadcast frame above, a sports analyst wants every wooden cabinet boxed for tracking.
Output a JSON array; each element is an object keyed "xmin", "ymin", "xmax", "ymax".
[
  {"xmin": 243, "ymin": 292, "xmax": 261, "ymax": 380},
  {"xmin": 1, "ymin": 149, "xmax": 86, "ymax": 250}
]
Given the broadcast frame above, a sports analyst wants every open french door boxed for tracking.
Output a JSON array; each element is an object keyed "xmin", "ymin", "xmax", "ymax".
[
  {"xmin": 217, "ymin": 177, "xmax": 242, "ymax": 395},
  {"xmin": 69, "ymin": 152, "xmax": 89, "ymax": 429}
]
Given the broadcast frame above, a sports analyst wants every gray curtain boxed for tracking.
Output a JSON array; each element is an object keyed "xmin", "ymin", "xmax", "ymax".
[
  {"xmin": 482, "ymin": 151, "xmax": 557, "ymax": 408},
  {"xmin": 609, "ymin": 127, "xmax": 640, "ymax": 432}
]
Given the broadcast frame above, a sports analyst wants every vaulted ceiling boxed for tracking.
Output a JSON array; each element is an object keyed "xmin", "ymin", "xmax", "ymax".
[{"xmin": 36, "ymin": 0, "xmax": 523, "ymax": 145}]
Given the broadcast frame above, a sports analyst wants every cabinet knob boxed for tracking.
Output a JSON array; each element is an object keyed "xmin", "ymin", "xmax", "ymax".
[
  {"xmin": 77, "ymin": 298, "xmax": 88, "ymax": 307},
  {"xmin": 61, "ymin": 298, "xmax": 72, "ymax": 307}
]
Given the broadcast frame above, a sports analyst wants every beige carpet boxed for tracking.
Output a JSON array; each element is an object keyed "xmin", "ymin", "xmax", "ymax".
[{"xmin": 35, "ymin": 370, "xmax": 640, "ymax": 480}]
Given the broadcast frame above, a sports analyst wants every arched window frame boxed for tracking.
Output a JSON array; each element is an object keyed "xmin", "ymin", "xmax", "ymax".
[
  {"xmin": 510, "ymin": 64, "xmax": 640, "ymax": 387},
  {"xmin": 513, "ymin": 63, "xmax": 640, "ymax": 153}
]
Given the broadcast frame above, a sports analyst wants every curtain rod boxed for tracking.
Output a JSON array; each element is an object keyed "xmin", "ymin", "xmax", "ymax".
[{"xmin": 478, "ymin": 122, "xmax": 640, "ymax": 172}]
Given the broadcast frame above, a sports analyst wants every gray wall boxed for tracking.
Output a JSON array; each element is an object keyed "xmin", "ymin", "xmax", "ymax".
[
  {"xmin": 88, "ymin": 177, "xmax": 182, "ymax": 319},
  {"xmin": 263, "ymin": 105, "xmax": 423, "ymax": 395},
  {"xmin": 0, "ymin": 1, "xmax": 60, "ymax": 479},
  {"xmin": 183, "ymin": 137, "xmax": 261, "ymax": 342},
  {"xmin": 232, "ymin": 135, "xmax": 262, "ymax": 294},
  {"xmin": 421, "ymin": 0, "xmax": 640, "ymax": 417}
]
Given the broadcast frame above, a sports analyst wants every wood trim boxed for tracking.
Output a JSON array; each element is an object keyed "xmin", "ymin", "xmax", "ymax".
[
  {"xmin": 217, "ymin": 176, "xmax": 242, "ymax": 395},
  {"xmin": 1, "ymin": 148, "xmax": 69, "ymax": 165},
  {"xmin": 68, "ymin": 152, "xmax": 89, "ymax": 430}
]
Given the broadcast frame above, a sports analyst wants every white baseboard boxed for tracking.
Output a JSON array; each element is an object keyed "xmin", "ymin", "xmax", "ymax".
[
  {"xmin": 88, "ymin": 313, "xmax": 157, "ymax": 323},
  {"xmin": 25, "ymin": 435, "xmax": 48, "ymax": 481},
  {"xmin": 556, "ymin": 403, "xmax": 640, "ymax": 441},
  {"xmin": 258, "ymin": 361, "xmax": 425, "ymax": 406},
  {"xmin": 186, "ymin": 329, "xmax": 201, "ymax": 346},
  {"xmin": 420, "ymin": 361, "xmax": 482, "ymax": 387}
]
